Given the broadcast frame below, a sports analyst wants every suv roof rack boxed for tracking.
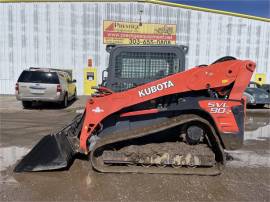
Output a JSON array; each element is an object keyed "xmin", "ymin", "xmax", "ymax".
[
  {"xmin": 29, "ymin": 67, "xmax": 63, "ymax": 72},
  {"xmin": 29, "ymin": 67, "xmax": 73, "ymax": 78}
]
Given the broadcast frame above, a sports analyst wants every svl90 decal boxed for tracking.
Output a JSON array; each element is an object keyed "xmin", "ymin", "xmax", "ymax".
[{"xmin": 208, "ymin": 102, "xmax": 229, "ymax": 114}]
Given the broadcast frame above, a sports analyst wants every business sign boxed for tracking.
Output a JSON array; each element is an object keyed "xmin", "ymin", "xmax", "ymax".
[{"xmin": 103, "ymin": 20, "xmax": 176, "ymax": 45}]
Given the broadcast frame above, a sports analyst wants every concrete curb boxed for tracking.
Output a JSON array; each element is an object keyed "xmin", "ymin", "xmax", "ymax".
[{"xmin": 246, "ymin": 108, "xmax": 270, "ymax": 114}]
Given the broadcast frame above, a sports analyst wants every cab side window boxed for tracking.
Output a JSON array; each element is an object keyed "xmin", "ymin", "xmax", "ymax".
[{"xmin": 58, "ymin": 73, "xmax": 65, "ymax": 83}]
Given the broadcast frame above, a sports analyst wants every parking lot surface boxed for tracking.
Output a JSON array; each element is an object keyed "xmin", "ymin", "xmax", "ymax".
[{"xmin": 0, "ymin": 96, "xmax": 270, "ymax": 201}]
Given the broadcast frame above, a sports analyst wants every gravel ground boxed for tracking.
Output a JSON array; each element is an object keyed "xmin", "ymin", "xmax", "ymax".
[
  {"xmin": 0, "ymin": 96, "xmax": 269, "ymax": 201},
  {"xmin": 0, "ymin": 95, "xmax": 88, "ymax": 112}
]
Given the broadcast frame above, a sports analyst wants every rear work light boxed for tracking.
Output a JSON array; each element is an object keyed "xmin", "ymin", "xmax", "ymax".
[
  {"xmin": 15, "ymin": 83, "xmax": 19, "ymax": 93},
  {"xmin": 57, "ymin": 84, "xmax": 62, "ymax": 93}
]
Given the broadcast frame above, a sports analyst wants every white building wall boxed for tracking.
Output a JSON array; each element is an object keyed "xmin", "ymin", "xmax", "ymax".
[{"xmin": 0, "ymin": 2, "xmax": 269, "ymax": 95}]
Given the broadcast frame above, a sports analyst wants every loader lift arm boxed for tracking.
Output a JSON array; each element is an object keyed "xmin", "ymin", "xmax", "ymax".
[{"xmin": 80, "ymin": 59, "xmax": 255, "ymax": 152}]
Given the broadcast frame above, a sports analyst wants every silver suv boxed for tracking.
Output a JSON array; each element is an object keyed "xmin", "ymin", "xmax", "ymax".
[{"xmin": 16, "ymin": 68, "xmax": 77, "ymax": 108}]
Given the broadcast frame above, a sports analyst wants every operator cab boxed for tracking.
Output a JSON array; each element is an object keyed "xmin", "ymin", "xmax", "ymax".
[{"xmin": 102, "ymin": 45, "xmax": 188, "ymax": 92}]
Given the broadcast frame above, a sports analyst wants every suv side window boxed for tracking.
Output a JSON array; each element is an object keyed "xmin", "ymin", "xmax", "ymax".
[
  {"xmin": 58, "ymin": 72, "xmax": 67, "ymax": 82},
  {"xmin": 249, "ymin": 83, "xmax": 256, "ymax": 88},
  {"xmin": 66, "ymin": 75, "xmax": 72, "ymax": 83}
]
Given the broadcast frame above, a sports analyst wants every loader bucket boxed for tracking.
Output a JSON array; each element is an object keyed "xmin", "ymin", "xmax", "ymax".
[{"xmin": 14, "ymin": 133, "xmax": 75, "ymax": 172}]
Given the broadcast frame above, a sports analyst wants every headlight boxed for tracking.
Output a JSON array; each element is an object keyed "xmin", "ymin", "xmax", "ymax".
[
  {"xmin": 249, "ymin": 95, "xmax": 255, "ymax": 103},
  {"xmin": 259, "ymin": 94, "xmax": 269, "ymax": 99}
]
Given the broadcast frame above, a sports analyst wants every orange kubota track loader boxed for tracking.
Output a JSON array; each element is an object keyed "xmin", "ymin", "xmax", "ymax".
[{"xmin": 15, "ymin": 58, "xmax": 255, "ymax": 175}]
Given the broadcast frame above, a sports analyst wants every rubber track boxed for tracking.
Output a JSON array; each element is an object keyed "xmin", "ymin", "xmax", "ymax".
[{"xmin": 90, "ymin": 114, "xmax": 224, "ymax": 175}]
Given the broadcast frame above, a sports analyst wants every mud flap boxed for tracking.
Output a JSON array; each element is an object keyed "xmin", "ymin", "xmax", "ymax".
[{"xmin": 14, "ymin": 133, "xmax": 76, "ymax": 172}]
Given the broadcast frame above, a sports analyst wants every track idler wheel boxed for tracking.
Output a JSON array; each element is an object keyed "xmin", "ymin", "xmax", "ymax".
[{"xmin": 185, "ymin": 125, "xmax": 204, "ymax": 145}]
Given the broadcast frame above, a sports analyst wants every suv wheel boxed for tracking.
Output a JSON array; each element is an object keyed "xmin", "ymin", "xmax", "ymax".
[
  {"xmin": 22, "ymin": 101, "xmax": 32, "ymax": 109},
  {"xmin": 256, "ymin": 104, "xmax": 265, "ymax": 108},
  {"xmin": 62, "ymin": 94, "xmax": 68, "ymax": 108}
]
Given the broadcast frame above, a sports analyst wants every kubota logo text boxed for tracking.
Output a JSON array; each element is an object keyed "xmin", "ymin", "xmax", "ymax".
[{"xmin": 138, "ymin": 81, "xmax": 174, "ymax": 97}]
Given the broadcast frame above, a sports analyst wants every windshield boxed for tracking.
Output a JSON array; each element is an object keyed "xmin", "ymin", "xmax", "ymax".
[
  {"xmin": 246, "ymin": 87, "xmax": 268, "ymax": 95},
  {"xmin": 115, "ymin": 52, "xmax": 180, "ymax": 79},
  {"xmin": 18, "ymin": 71, "xmax": 60, "ymax": 84}
]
